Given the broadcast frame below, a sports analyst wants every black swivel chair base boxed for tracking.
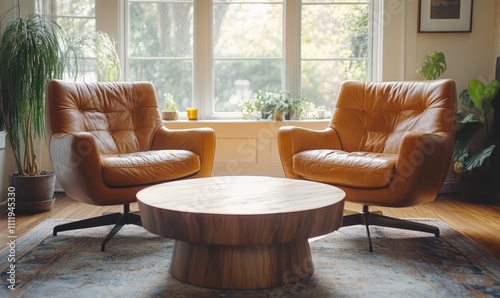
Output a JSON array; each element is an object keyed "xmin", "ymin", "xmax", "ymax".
[
  {"xmin": 342, "ymin": 205, "xmax": 440, "ymax": 252},
  {"xmin": 53, "ymin": 203, "xmax": 142, "ymax": 252}
]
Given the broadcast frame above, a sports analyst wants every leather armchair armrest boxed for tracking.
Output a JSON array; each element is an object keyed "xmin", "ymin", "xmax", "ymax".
[
  {"xmin": 277, "ymin": 126, "xmax": 341, "ymax": 178},
  {"xmin": 391, "ymin": 131, "xmax": 453, "ymax": 205},
  {"xmin": 48, "ymin": 132, "xmax": 109, "ymax": 205},
  {"xmin": 152, "ymin": 126, "xmax": 216, "ymax": 177}
]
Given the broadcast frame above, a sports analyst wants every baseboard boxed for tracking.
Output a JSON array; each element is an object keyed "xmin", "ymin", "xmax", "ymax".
[{"xmin": 439, "ymin": 181, "xmax": 461, "ymax": 194}]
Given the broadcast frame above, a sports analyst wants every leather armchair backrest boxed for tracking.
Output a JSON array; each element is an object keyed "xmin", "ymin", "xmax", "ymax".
[
  {"xmin": 46, "ymin": 80, "xmax": 163, "ymax": 154},
  {"xmin": 329, "ymin": 80, "xmax": 456, "ymax": 154}
]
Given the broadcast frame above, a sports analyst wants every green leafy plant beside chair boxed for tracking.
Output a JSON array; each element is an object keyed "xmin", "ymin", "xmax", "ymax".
[
  {"xmin": 453, "ymin": 79, "xmax": 500, "ymax": 198},
  {"xmin": 0, "ymin": 2, "xmax": 120, "ymax": 213},
  {"xmin": 0, "ymin": 12, "xmax": 67, "ymax": 213}
]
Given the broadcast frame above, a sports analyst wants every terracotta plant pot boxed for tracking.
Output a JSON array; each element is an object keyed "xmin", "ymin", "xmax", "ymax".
[{"xmin": 9, "ymin": 171, "xmax": 56, "ymax": 213}]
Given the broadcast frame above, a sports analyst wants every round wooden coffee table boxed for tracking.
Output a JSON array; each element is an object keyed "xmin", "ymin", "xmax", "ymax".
[{"xmin": 136, "ymin": 176, "xmax": 345, "ymax": 290}]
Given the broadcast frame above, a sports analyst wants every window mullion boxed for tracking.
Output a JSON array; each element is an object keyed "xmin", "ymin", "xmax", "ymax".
[
  {"xmin": 193, "ymin": 0, "xmax": 213, "ymax": 118},
  {"xmin": 284, "ymin": 0, "xmax": 301, "ymax": 98}
]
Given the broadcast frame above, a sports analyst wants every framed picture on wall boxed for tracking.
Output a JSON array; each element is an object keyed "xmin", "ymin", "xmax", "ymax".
[{"xmin": 419, "ymin": 0, "xmax": 473, "ymax": 33}]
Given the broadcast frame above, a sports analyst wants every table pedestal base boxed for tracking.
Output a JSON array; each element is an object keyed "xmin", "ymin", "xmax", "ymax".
[{"xmin": 169, "ymin": 239, "xmax": 314, "ymax": 290}]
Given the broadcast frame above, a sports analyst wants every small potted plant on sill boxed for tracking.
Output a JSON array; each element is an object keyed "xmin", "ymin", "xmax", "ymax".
[
  {"xmin": 239, "ymin": 90, "xmax": 285, "ymax": 120},
  {"xmin": 240, "ymin": 90, "xmax": 312, "ymax": 121},
  {"xmin": 284, "ymin": 95, "xmax": 313, "ymax": 120},
  {"xmin": 161, "ymin": 93, "xmax": 178, "ymax": 120}
]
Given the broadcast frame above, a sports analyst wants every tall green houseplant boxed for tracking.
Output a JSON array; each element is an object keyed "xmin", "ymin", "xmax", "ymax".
[
  {"xmin": 0, "ymin": 13, "xmax": 67, "ymax": 176},
  {"xmin": 0, "ymin": 3, "xmax": 120, "ymax": 213}
]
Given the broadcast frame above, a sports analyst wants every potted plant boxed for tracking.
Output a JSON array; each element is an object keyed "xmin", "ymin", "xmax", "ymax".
[
  {"xmin": 240, "ymin": 90, "xmax": 309, "ymax": 121},
  {"xmin": 0, "ymin": 8, "xmax": 69, "ymax": 212},
  {"xmin": 417, "ymin": 51, "xmax": 447, "ymax": 80},
  {"xmin": 0, "ymin": 3, "xmax": 120, "ymax": 213},
  {"xmin": 285, "ymin": 95, "xmax": 313, "ymax": 120},
  {"xmin": 453, "ymin": 79, "xmax": 500, "ymax": 199},
  {"xmin": 161, "ymin": 93, "xmax": 179, "ymax": 120}
]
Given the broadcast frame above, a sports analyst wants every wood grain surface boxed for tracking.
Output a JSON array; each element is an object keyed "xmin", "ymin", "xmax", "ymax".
[{"xmin": 136, "ymin": 176, "xmax": 345, "ymax": 289}]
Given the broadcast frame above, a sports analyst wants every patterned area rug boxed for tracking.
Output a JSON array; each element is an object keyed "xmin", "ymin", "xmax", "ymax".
[{"xmin": 1, "ymin": 219, "xmax": 499, "ymax": 297}]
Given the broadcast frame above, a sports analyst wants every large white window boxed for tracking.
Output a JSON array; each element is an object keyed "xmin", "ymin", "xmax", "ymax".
[{"xmin": 45, "ymin": 0, "xmax": 378, "ymax": 119}]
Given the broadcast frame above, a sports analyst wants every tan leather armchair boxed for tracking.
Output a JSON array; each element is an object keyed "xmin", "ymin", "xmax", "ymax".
[
  {"xmin": 45, "ymin": 80, "xmax": 216, "ymax": 251},
  {"xmin": 278, "ymin": 80, "xmax": 456, "ymax": 251}
]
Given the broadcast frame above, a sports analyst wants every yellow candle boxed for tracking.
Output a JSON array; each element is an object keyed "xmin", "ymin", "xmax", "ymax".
[{"xmin": 186, "ymin": 107, "xmax": 198, "ymax": 120}]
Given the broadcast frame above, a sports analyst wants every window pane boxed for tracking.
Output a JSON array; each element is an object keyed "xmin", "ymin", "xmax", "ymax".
[
  {"xmin": 57, "ymin": 17, "xmax": 95, "ymax": 36},
  {"xmin": 127, "ymin": 1, "xmax": 194, "ymax": 111},
  {"xmin": 214, "ymin": 60, "xmax": 281, "ymax": 112},
  {"xmin": 128, "ymin": 2, "xmax": 193, "ymax": 57},
  {"xmin": 214, "ymin": 3, "xmax": 282, "ymax": 58},
  {"xmin": 302, "ymin": 60, "xmax": 367, "ymax": 108},
  {"xmin": 213, "ymin": 2, "xmax": 283, "ymax": 113},
  {"xmin": 55, "ymin": 0, "xmax": 95, "ymax": 17},
  {"xmin": 128, "ymin": 59, "xmax": 193, "ymax": 112},
  {"xmin": 302, "ymin": 4, "xmax": 368, "ymax": 59},
  {"xmin": 51, "ymin": 0, "xmax": 97, "ymax": 81},
  {"xmin": 301, "ymin": 2, "xmax": 369, "ymax": 110}
]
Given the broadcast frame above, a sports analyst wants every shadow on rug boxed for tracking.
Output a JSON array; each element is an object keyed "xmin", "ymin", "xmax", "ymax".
[{"xmin": 1, "ymin": 219, "xmax": 499, "ymax": 297}]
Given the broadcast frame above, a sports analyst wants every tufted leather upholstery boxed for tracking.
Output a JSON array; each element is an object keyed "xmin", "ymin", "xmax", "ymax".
[
  {"xmin": 278, "ymin": 80, "xmax": 456, "ymax": 250},
  {"xmin": 46, "ymin": 80, "xmax": 216, "ymax": 206},
  {"xmin": 45, "ymin": 80, "xmax": 216, "ymax": 250}
]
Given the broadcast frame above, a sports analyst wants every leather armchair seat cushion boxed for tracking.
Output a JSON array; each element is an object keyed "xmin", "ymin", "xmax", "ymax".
[
  {"xmin": 101, "ymin": 150, "xmax": 200, "ymax": 187},
  {"xmin": 293, "ymin": 150, "xmax": 397, "ymax": 188}
]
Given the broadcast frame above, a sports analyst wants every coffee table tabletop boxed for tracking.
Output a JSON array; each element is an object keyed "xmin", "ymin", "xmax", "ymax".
[{"xmin": 137, "ymin": 176, "xmax": 345, "ymax": 289}]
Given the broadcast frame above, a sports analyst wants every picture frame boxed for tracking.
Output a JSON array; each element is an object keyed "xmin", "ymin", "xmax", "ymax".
[{"xmin": 419, "ymin": 0, "xmax": 473, "ymax": 33}]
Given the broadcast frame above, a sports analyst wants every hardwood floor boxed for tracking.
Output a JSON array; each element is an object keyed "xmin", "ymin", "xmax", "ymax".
[{"xmin": 2, "ymin": 192, "xmax": 500, "ymax": 259}]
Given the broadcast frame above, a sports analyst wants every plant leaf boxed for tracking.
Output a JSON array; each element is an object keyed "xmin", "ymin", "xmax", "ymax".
[
  {"xmin": 468, "ymin": 79, "xmax": 500, "ymax": 117},
  {"xmin": 462, "ymin": 145, "xmax": 496, "ymax": 172},
  {"xmin": 458, "ymin": 88, "xmax": 476, "ymax": 110},
  {"xmin": 482, "ymin": 79, "xmax": 500, "ymax": 113},
  {"xmin": 468, "ymin": 80, "xmax": 485, "ymax": 111},
  {"xmin": 417, "ymin": 51, "xmax": 447, "ymax": 80}
]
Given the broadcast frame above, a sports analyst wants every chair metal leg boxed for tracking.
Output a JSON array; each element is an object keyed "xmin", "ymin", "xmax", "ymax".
[
  {"xmin": 53, "ymin": 213, "xmax": 122, "ymax": 236},
  {"xmin": 362, "ymin": 205, "xmax": 373, "ymax": 252},
  {"xmin": 369, "ymin": 213, "xmax": 440, "ymax": 237},
  {"xmin": 53, "ymin": 203, "xmax": 142, "ymax": 251},
  {"xmin": 101, "ymin": 215, "xmax": 127, "ymax": 252},
  {"xmin": 342, "ymin": 205, "xmax": 440, "ymax": 252}
]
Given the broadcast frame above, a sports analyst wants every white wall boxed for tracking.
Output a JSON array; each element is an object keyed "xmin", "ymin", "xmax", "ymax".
[{"xmin": 382, "ymin": 0, "xmax": 497, "ymax": 90}]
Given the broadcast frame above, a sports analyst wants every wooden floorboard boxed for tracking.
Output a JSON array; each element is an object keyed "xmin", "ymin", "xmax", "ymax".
[{"xmin": 2, "ymin": 192, "xmax": 499, "ymax": 260}]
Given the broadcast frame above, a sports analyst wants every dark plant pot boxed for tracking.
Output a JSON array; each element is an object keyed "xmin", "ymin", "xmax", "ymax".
[{"xmin": 9, "ymin": 171, "xmax": 56, "ymax": 214}]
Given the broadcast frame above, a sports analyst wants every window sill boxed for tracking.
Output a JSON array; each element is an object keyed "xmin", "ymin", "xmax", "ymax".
[
  {"xmin": 163, "ymin": 118, "xmax": 330, "ymax": 125},
  {"xmin": 163, "ymin": 119, "xmax": 330, "ymax": 136}
]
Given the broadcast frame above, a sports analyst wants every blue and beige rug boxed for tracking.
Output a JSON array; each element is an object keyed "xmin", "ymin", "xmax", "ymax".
[{"xmin": 1, "ymin": 219, "xmax": 499, "ymax": 297}]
